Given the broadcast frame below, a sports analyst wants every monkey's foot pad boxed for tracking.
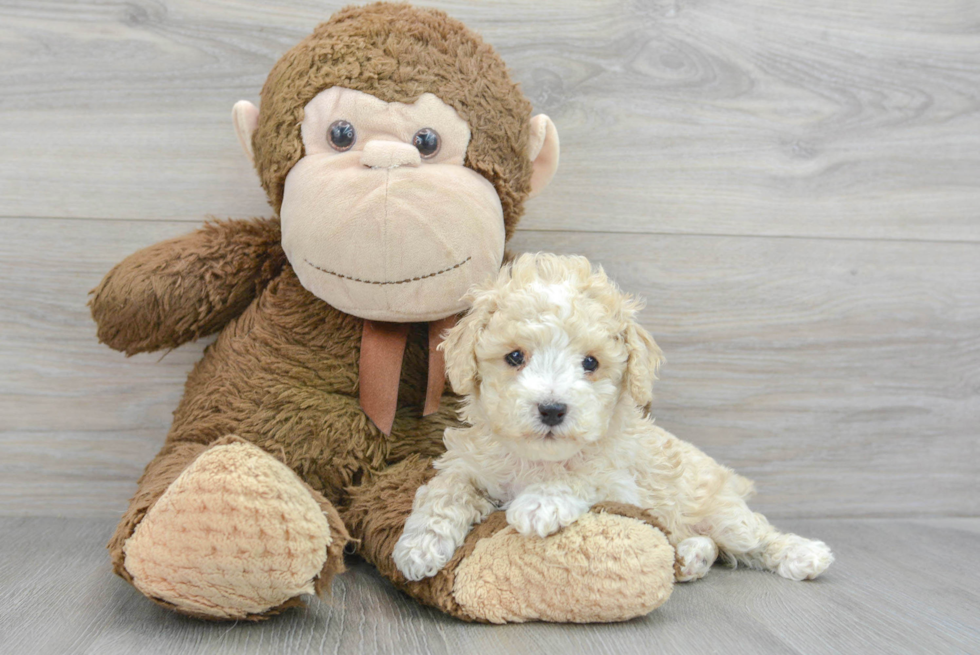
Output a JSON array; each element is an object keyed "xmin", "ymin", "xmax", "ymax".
[
  {"xmin": 453, "ymin": 512, "xmax": 675, "ymax": 623},
  {"xmin": 123, "ymin": 440, "xmax": 332, "ymax": 620}
]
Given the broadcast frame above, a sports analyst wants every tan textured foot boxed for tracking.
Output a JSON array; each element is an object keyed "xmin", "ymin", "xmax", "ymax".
[
  {"xmin": 123, "ymin": 440, "xmax": 332, "ymax": 620},
  {"xmin": 453, "ymin": 513, "xmax": 674, "ymax": 623}
]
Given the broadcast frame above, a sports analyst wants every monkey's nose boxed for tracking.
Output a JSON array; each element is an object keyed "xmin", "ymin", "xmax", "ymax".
[
  {"xmin": 360, "ymin": 140, "xmax": 421, "ymax": 169},
  {"xmin": 538, "ymin": 403, "xmax": 567, "ymax": 427}
]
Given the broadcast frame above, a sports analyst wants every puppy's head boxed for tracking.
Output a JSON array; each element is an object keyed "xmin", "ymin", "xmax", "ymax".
[{"xmin": 442, "ymin": 253, "xmax": 664, "ymax": 461}]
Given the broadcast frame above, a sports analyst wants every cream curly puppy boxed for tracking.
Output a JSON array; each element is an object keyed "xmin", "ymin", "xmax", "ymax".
[{"xmin": 393, "ymin": 253, "xmax": 833, "ymax": 584}]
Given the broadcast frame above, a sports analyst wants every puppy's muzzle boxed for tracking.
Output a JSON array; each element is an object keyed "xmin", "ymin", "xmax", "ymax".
[{"xmin": 537, "ymin": 403, "xmax": 567, "ymax": 427}]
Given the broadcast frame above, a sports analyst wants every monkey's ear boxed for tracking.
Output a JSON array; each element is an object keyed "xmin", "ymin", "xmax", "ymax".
[
  {"xmin": 232, "ymin": 100, "xmax": 260, "ymax": 164},
  {"xmin": 527, "ymin": 114, "xmax": 560, "ymax": 198}
]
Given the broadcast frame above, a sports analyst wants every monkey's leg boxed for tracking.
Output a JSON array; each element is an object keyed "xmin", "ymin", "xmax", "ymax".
[
  {"xmin": 110, "ymin": 435, "xmax": 349, "ymax": 621},
  {"xmin": 344, "ymin": 458, "xmax": 676, "ymax": 623}
]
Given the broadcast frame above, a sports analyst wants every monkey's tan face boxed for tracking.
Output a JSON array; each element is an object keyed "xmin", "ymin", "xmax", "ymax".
[{"xmin": 278, "ymin": 87, "xmax": 505, "ymax": 322}]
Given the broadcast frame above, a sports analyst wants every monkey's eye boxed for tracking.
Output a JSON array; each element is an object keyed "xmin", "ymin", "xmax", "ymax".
[
  {"xmin": 505, "ymin": 350, "xmax": 525, "ymax": 367},
  {"xmin": 328, "ymin": 120, "xmax": 356, "ymax": 151},
  {"xmin": 582, "ymin": 355, "xmax": 599, "ymax": 372},
  {"xmin": 412, "ymin": 128, "xmax": 440, "ymax": 158}
]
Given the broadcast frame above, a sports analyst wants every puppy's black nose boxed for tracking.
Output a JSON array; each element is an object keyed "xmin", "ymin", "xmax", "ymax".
[{"xmin": 538, "ymin": 403, "xmax": 567, "ymax": 427}]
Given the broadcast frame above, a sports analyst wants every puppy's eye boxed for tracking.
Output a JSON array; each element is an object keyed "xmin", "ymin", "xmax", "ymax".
[
  {"xmin": 582, "ymin": 355, "xmax": 599, "ymax": 372},
  {"xmin": 505, "ymin": 350, "xmax": 525, "ymax": 367},
  {"xmin": 412, "ymin": 128, "xmax": 440, "ymax": 158},
  {"xmin": 328, "ymin": 120, "xmax": 356, "ymax": 151}
]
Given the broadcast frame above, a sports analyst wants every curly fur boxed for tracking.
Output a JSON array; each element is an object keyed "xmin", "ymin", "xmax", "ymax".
[
  {"xmin": 394, "ymin": 254, "xmax": 835, "ymax": 583},
  {"xmin": 91, "ymin": 4, "xmax": 676, "ymax": 623},
  {"xmin": 91, "ymin": 3, "xmax": 534, "ymax": 621}
]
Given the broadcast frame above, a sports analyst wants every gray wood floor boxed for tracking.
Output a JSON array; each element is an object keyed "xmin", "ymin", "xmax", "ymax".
[
  {"xmin": 2, "ymin": 517, "xmax": 979, "ymax": 655},
  {"xmin": 1, "ymin": 0, "xmax": 979, "ymax": 653}
]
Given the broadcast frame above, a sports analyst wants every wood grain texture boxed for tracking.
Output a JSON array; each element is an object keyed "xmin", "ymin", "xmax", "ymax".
[
  {"xmin": 1, "ymin": 517, "xmax": 978, "ymax": 655},
  {"xmin": 2, "ymin": 2, "xmax": 979, "ymax": 647},
  {"xmin": 0, "ymin": 0, "xmax": 978, "ymax": 240},
  {"xmin": 2, "ymin": 218, "xmax": 977, "ymax": 519}
]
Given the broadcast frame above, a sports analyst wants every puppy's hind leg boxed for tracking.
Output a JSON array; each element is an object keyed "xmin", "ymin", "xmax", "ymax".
[
  {"xmin": 675, "ymin": 536, "xmax": 718, "ymax": 582},
  {"xmin": 707, "ymin": 499, "xmax": 833, "ymax": 581}
]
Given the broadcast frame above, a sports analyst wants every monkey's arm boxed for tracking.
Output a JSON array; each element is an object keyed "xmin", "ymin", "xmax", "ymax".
[{"xmin": 90, "ymin": 218, "xmax": 285, "ymax": 355}]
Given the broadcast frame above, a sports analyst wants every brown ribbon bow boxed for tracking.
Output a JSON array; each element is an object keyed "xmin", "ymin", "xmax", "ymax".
[{"xmin": 358, "ymin": 316, "xmax": 456, "ymax": 435}]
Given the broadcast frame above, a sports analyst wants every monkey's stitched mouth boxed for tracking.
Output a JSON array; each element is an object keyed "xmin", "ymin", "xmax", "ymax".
[{"xmin": 303, "ymin": 256, "xmax": 471, "ymax": 286}]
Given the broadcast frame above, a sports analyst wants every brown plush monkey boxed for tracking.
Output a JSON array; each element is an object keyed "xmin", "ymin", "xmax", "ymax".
[{"xmin": 90, "ymin": 3, "xmax": 675, "ymax": 623}]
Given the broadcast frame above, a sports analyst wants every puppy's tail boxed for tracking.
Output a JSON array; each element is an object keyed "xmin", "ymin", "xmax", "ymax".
[{"xmin": 731, "ymin": 474, "xmax": 756, "ymax": 500}]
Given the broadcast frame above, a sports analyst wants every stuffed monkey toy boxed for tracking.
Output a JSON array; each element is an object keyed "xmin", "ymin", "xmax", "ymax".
[{"xmin": 91, "ymin": 2, "xmax": 676, "ymax": 623}]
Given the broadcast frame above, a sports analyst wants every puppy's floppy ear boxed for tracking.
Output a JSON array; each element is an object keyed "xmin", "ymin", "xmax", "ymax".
[
  {"xmin": 623, "ymin": 319, "xmax": 665, "ymax": 408},
  {"xmin": 440, "ymin": 289, "xmax": 496, "ymax": 396}
]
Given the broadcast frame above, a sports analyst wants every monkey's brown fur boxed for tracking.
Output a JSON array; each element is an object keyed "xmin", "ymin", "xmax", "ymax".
[
  {"xmin": 254, "ymin": 2, "xmax": 533, "ymax": 239},
  {"xmin": 92, "ymin": 3, "xmax": 673, "ymax": 622}
]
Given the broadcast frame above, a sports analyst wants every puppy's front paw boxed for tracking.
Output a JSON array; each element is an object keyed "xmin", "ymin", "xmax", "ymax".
[
  {"xmin": 393, "ymin": 524, "xmax": 458, "ymax": 581},
  {"xmin": 675, "ymin": 536, "xmax": 718, "ymax": 582},
  {"xmin": 506, "ymin": 493, "xmax": 590, "ymax": 538},
  {"xmin": 774, "ymin": 537, "xmax": 834, "ymax": 581}
]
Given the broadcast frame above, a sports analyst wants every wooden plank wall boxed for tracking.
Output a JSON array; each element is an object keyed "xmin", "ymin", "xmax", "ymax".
[{"xmin": 1, "ymin": 0, "xmax": 978, "ymax": 520}]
